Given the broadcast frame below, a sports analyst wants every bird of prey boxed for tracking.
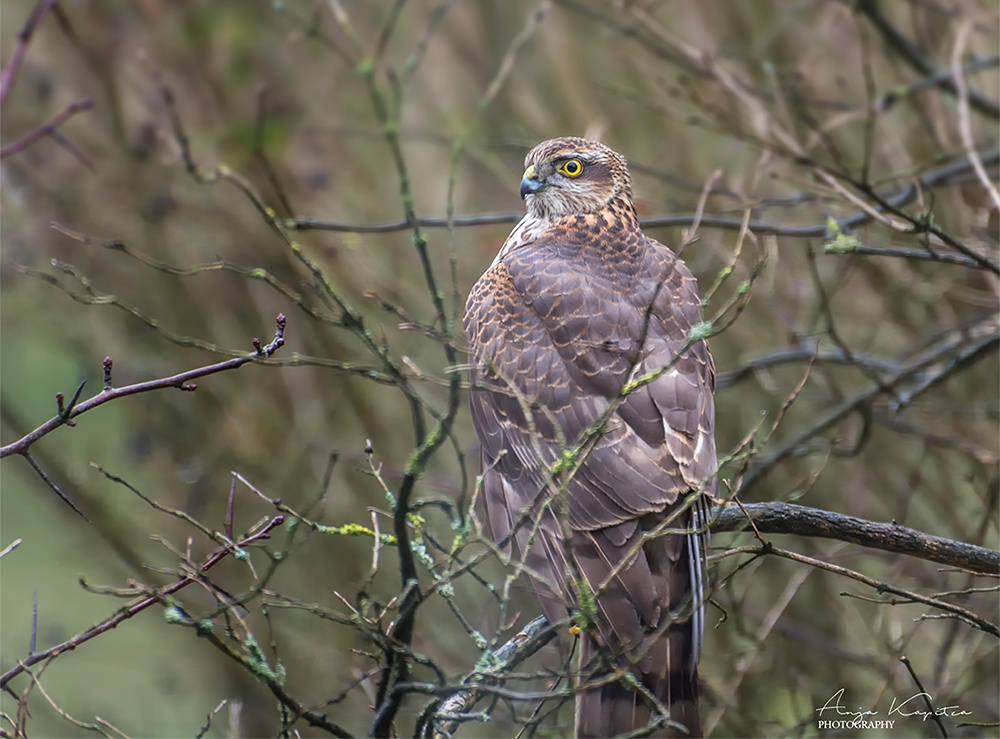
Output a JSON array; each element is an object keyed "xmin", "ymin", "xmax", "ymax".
[{"xmin": 464, "ymin": 137, "xmax": 717, "ymax": 738}]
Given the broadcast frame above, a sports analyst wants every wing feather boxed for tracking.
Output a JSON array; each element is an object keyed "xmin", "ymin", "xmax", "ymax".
[{"xmin": 464, "ymin": 221, "xmax": 717, "ymax": 677}]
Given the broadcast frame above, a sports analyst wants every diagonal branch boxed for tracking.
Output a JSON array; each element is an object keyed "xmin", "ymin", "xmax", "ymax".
[
  {"xmin": 0, "ymin": 515, "xmax": 286, "ymax": 688},
  {"xmin": 418, "ymin": 615, "xmax": 559, "ymax": 738},
  {"xmin": 1, "ymin": 314, "xmax": 286, "ymax": 459},
  {"xmin": 0, "ymin": 97, "xmax": 94, "ymax": 159},
  {"xmin": 0, "ymin": 0, "xmax": 58, "ymax": 107}
]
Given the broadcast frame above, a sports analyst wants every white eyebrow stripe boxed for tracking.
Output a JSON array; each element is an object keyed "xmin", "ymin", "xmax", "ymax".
[{"xmin": 551, "ymin": 151, "xmax": 600, "ymax": 163}]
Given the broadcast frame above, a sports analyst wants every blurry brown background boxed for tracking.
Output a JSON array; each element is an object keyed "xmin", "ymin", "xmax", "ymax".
[{"xmin": 1, "ymin": 1, "xmax": 997, "ymax": 737}]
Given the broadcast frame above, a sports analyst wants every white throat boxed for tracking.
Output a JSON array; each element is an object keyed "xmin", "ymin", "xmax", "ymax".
[{"xmin": 491, "ymin": 213, "xmax": 551, "ymax": 266}]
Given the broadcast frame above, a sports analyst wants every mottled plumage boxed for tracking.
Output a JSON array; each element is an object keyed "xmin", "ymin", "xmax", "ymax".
[{"xmin": 465, "ymin": 138, "xmax": 717, "ymax": 738}]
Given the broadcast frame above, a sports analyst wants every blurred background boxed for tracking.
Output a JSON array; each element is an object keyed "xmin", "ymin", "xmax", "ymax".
[{"xmin": 1, "ymin": 1, "xmax": 997, "ymax": 737}]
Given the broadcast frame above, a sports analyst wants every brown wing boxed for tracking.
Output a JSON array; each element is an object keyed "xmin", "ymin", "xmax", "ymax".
[{"xmin": 465, "ymin": 224, "xmax": 716, "ymax": 735}]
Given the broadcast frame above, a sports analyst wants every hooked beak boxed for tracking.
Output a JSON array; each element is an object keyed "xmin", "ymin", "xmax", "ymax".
[{"xmin": 520, "ymin": 164, "xmax": 544, "ymax": 199}]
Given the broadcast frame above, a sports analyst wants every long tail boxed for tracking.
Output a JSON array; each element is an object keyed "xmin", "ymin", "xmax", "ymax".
[
  {"xmin": 575, "ymin": 508, "xmax": 707, "ymax": 738},
  {"xmin": 574, "ymin": 627, "xmax": 701, "ymax": 738}
]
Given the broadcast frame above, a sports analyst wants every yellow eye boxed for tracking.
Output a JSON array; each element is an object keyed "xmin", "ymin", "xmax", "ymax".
[{"xmin": 558, "ymin": 158, "xmax": 583, "ymax": 177}]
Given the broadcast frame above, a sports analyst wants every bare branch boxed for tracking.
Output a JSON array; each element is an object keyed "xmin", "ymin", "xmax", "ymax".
[
  {"xmin": 1, "ymin": 314, "xmax": 286, "ymax": 458},
  {"xmin": 857, "ymin": 0, "xmax": 1000, "ymax": 120},
  {"xmin": 285, "ymin": 147, "xmax": 998, "ymax": 249},
  {"xmin": 0, "ymin": 0, "xmax": 58, "ymax": 107},
  {"xmin": 710, "ymin": 502, "xmax": 999, "ymax": 575},
  {"xmin": 0, "ymin": 97, "xmax": 94, "ymax": 160},
  {"xmin": 726, "ymin": 544, "xmax": 998, "ymax": 637},
  {"xmin": 0, "ymin": 515, "xmax": 286, "ymax": 688}
]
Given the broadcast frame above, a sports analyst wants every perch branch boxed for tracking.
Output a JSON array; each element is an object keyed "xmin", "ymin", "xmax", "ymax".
[
  {"xmin": 710, "ymin": 502, "xmax": 999, "ymax": 575},
  {"xmin": 421, "ymin": 501, "xmax": 997, "ymax": 733}
]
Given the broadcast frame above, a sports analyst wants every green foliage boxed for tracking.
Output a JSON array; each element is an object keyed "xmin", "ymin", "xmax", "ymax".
[
  {"xmin": 824, "ymin": 218, "xmax": 862, "ymax": 253},
  {"xmin": 550, "ymin": 447, "xmax": 578, "ymax": 477},
  {"xmin": 689, "ymin": 320, "xmax": 714, "ymax": 341},
  {"xmin": 245, "ymin": 635, "xmax": 285, "ymax": 686},
  {"xmin": 318, "ymin": 522, "xmax": 397, "ymax": 545},
  {"xmin": 163, "ymin": 605, "xmax": 186, "ymax": 624},
  {"xmin": 914, "ymin": 210, "xmax": 937, "ymax": 229},
  {"xmin": 572, "ymin": 579, "xmax": 598, "ymax": 632}
]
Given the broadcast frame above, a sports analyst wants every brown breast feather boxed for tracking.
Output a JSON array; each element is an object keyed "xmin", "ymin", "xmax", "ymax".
[{"xmin": 465, "ymin": 200, "xmax": 716, "ymax": 738}]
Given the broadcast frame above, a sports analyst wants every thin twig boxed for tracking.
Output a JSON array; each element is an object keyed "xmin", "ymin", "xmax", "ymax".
[
  {"xmin": 285, "ymin": 147, "xmax": 998, "ymax": 243},
  {"xmin": 0, "ymin": 515, "xmax": 285, "ymax": 687},
  {"xmin": 0, "ymin": 0, "xmax": 58, "ymax": 107},
  {"xmin": 951, "ymin": 19, "xmax": 1000, "ymax": 211},
  {"xmin": 857, "ymin": 0, "xmax": 1000, "ymax": 120},
  {"xmin": 900, "ymin": 656, "xmax": 950, "ymax": 738},
  {"xmin": 0, "ymin": 97, "xmax": 94, "ymax": 159},
  {"xmin": 1, "ymin": 314, "xmax": 286, "ymax": 458}
]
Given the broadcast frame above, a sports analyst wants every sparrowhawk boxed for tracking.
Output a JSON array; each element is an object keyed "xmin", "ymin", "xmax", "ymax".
[{"xmin": 464, "ymin": 137, "xmax": 717, "ymax": 738}]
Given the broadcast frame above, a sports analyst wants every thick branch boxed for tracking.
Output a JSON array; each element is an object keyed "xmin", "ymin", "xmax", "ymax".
[
  {"xmin": 710, "ymin": 502, "xmax": 999, "ymax": 575},
  {"xmin": 422, "ymin": 503, "xmax": 997, "ymax": 734},
  {"xmin": 419, "ymin": 615, "xmax": 558, "ymax": 738}
]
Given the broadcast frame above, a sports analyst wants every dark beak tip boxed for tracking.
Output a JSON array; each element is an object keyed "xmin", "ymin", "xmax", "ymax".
[{"xmin": 519, "ymin": 178, "xmax": 540, "ymax": 200}]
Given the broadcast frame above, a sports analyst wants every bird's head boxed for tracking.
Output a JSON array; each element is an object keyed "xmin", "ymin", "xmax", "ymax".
[{"xmin": 519, "ymin": 137, "xmax": 633, "ymax": 219}]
